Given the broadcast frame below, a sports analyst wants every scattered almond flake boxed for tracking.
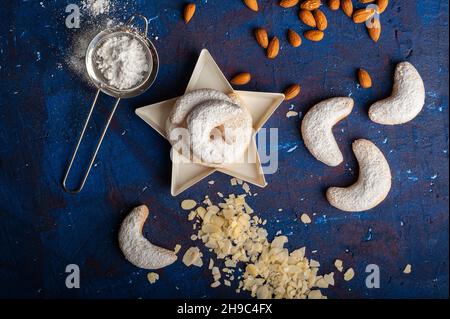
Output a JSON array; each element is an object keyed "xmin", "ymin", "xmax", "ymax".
[
  {"xmin": 211, "ymin": 281, "xmax": 221, "ymax": 288},
  {"xmin": 403, "ymin": 264, "xmax": 412, "ymax": 274},
  {"xmin": 324, "ymin": 272, "xmax": 335, "ymax": 286},
  {"xmin": 334, "ymin": 259, "xmax": 343, "ymax": 272},
  {"xmin": 308, "ymin": 290, "xmax": 326, "ymax": 299},
  {"xmin": 213, "ymin": 268, "xmax": 221, "ymax": 278},
  {"xmin": 192, "ymin": 255, "xmax": 204, "ymax": 267},
  {"xmin": 181, "ymin": 199, "xmax": 197, "ymax": 210},
  {"xmin": 208, "ymin": 180, "xmax": 215, "ymax": 185},
  {"xmin": 230, "ymin": 178, "xmax": 238, "ymax": 186},
  {"xmin": 242, "ymin": 183, "xmax": 251, "ymax": 194},
  {"xmin": 275, "ymin": 230, "xmax": 282, "ymax": 235},
  {"xmin": 253, "ymin": 193, "xmax": 258, "ymax": 196},
  {"xmin": 217, "ymin": 192, "xmax": 224, "ymax": 198},
  {"xmin": 185, "ymin": 193, "xmax": 333, "ymax": 299},
  {"xmin": 208, "ymin": 258, "xmax": 214, "ymax": 270},
  {"xmin": 311, "ymin": 250, "xmax": 318, "ymax": 254},
  {"xmin": 182, "ymin": 247, "xmax": 203, "ymax": 267},
  {"xmin": 188, "ymin": 210, "xmax": 196, "ymax": 221},
  {"xmin": 196, "ymin": 206, "xmax": 206, "ymax": 219},
  {"xmin": 315, "ymin": 276, "xmax": 329, "ymax": 288},
  {"xmin": 300, "ymin": 213, "xmax": 312, "ymax": 224},
  {"xmin": 174, "ymin": 244, "xmax": 181, "ymax": 254},
  {"xmin": 225, "ymin": 259, "xmax": 236, "ymax": 268},
  {"xmin": 224, "ymin": 280, "xmax": 231, "ymax": 287},
  {"xmin": 237, "ymin": 178, "xmax": 243, "ymax": 185},
  {"xmin": 190, "ymin": 234, "xmax": 197, "ymax": 241},
  {"xmin": 147, "ymin": 272, "xmax": 159, "ymax": 284},
  {"xmin": 286, "ymin": 111, "xmax": 298, "ymax": 118},
  {"xmin": 256, "ymin": 286, "xmax": 271, "ymax": 299},
  {"xmin": 243, "ymin": 203, "xmax": 254, "ymax": 215},
  {"xmin": 344, "ymin": 268, "xmax": 355, "ymax": 281}
]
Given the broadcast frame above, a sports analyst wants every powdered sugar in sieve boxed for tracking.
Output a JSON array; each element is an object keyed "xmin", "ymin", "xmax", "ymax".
[{"xmin": 94, "ymin": 34, "xmax": 150, "ymax": 90}]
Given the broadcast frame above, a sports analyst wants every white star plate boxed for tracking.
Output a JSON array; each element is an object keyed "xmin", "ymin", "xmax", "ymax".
[{"xmin": 136, "ymin": 49, "xmax": 284, "ymax": 196}]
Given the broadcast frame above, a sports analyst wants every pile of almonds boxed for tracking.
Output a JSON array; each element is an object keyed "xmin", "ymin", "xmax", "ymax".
[
  {"xmin": 243, "ymin": 0, "xmax": 389, "ymax": 48},
  {"xmin": 182, "ymin": 1, "xmax": 390, "ymax": 101},
  {"xmin": 183, "ymin": 1, "xmax": 389, "ymax": 57}
]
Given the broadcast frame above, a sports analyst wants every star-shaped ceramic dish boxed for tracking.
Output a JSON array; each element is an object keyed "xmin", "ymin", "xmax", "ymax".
[{"xmin": 135, "ymin": 49, "xmax": 284, "ymax": 196}]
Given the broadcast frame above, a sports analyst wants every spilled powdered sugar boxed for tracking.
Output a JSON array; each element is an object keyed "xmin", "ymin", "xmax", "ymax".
[
  {"xmin": 67, "ymin": 25, "xmax": 102, "ymax": 83},
  {"xmin": 81, "ymin": 0, "xmax": 112, "ymax": 16},
  {"xmin": 95, "ymin": 35, "xmax": 150, "ymax": 90},
  {"xmin": 66, "ymin": 17, "xmax": 121, "ymax": 83}
]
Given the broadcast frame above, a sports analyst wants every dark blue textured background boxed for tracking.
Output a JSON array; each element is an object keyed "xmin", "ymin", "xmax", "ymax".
[{"xmin": 0, "ymin": 0, "xmax": 448, "ymax": 299}]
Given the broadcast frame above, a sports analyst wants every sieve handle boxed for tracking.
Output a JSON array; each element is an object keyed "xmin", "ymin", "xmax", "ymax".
[
  {"xmin": 126, "ymin": 14, "xmax": 149, "ymax": 37},
  {"xmin": 62, "ymin": 89, "xmax": 121, "ymax": 194}
]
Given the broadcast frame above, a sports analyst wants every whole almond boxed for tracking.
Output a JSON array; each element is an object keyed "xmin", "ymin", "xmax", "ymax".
[
  {"xmin": 300, "ymin": 0, "xmax": 321, "ymax": 10},
  {"xmin": 299, "ymin": 9, "xmax": 317, "ymax": 27},
  {"xmin": 287, "ymin": 29, "xmax": 302, "ymax": 47},
  {"xmin": 304, "ymin": 30, "xmax": 324, "ymax": 42},
  {"xmin": 377, "ymin": 0, "xmax": 389, "ymax": 13},
  {"xmin": 254, "ymin": 28, "xmax": 269, "ymax": 48},
  {"xmin": 284, "ymin": 84, "xmax": 301, "ymax": 100},
  {"xmin": 341, "ymin": 0, "xmax": 353, "ymax": 17},
  {"xmin": 367, "ymin": 17, "xmax": 381, "ymax": 42},
  {"xmin": 314, "ymin": 9, "xmax": 328, "ymax": 30},
  {"xmin": 358, "ymin": 68, "xmax": 372, "ymax": 89},
  {"xmin": 267, "ymin": 37, "xmax": 280, "ymax": 59},
  {"xmin": 353, "ymin": 8, "xmax": 376, "ymax": 23},
  {"xmin": 231, "ymin": 72, "xmax": 252, "ymax": 85},
  {"xmin": 279, "ymin": 0, "xmax": 299, "ymax": 8},
  {"xmin": 244, "ymin": 0, "xmax": 259, "ymax": 11},
  {"xmin": 328, "ymin": 0, "xmax": 340, "ymax": 10},
  {"xmin": 183, "ymin": 3, "xmax": 196, "ymax": 24}
]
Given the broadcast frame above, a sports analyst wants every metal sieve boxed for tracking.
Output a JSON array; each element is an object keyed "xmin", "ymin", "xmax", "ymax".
[{"xmin": 63, "ymin": 14, "xmax": 159, "ymax": 193}]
